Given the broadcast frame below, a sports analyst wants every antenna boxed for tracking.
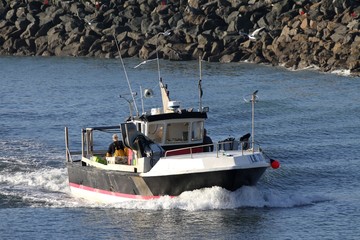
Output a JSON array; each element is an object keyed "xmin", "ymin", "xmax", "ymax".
[
  {"xmin": 113, "ymin": 35, "xmax": 139, "ymax": 116},
  {"xmin": 250, "ymin": 90, "xmax": 258, "ymax": 153},
  {"xmin": 156, "ymin": 30, "xmax": 172, "ymax": 82},
  {"xmin": 119, "ymin": 93, "xmax": 137, "ymax": 117},
  {"xmin": 132, "ymin": 30, "xmax": 172, "ymax": 114},
  {"xmin": 198, "ymin": 55, "xmax": 203, "ymax": 112},
  {"xmin": 140, "ymin": 86, "xmax": 144, "ymax": 115},
  {"xmin": 155, "ymin": 30, "xmax": 172, "ymax": 113},
  {"xmin": 244, "ymin": 90, "xmax": 259, "ymax": 153}
]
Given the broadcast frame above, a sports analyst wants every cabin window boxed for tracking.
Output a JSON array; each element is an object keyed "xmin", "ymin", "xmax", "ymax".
[
  {"xmin": 191, "ymin": 121, "xmax": 204, "ymax": 141},
  {"xmin": 137, "ymin": 123, "xmax": 142, "ymax": 133},
  {"xmin": 165, "ymin": 122, "xmax": 189, "ymax": 144},
  {"xmin": 147, "ymin": 123, "xmax": 164, "ymax": 144}
]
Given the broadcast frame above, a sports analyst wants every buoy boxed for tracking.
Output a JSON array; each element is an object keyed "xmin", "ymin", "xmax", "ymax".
[{"xmin": 270, "ymin": 159, "xmax": 280, "ymax": 169}]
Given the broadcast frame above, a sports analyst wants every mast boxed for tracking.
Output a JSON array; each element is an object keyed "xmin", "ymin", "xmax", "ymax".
[
  {"xmin": 156, "ymin": 30, "xmax": 172, "ymax": 113},
  {"xmin": 114, "ymin": 35, "xmax": 139, "ymax": 116},
  {"xmin": 160, "ymin": 79, "xmax": 171, "ymax": 113},
  {"xmin": 251, "ymin": 90, "xmax": 258, "ymax": 153},
  {"xmin": 198, "ymin": 56, "xmax": 203, "ymax": 112}
]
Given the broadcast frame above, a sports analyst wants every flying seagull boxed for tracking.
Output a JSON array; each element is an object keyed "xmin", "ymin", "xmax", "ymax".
[
  {"xmin": 133, "ymin": 59, "xmax": 157, "ymax": 68},
  {"xmin": 159, "ymin": 29, "xmax": 172, "ymax": 37},
  {"xmin": 239, "ymin": 27, "xmax": 265, "ymax": 41}
]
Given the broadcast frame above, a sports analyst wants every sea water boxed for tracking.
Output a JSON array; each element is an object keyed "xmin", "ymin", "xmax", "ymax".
[{"xmin": 0, "ymin": 56, "xmax": 359, "ymax": 239}]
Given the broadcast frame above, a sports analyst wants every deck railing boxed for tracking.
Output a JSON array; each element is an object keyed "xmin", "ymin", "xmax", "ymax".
[
  {"xmin": 164, "ymin": 140, "xmax": 261, "ymax": 158},
  {"xmin": 65, "ymin": 125, "xmax": 261, "ymax": 163}
]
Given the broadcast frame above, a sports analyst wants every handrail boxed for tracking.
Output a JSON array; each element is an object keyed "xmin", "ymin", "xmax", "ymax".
[
  {"xmin": 163, "ymin": 140, "xmax": 262, "ymax": 158},
  {"xmin": 66, "ymin": 123, "xmax": 262, "ymax": 163},
  {"xmin": 164, "ymin": 143, "xmax": 214, "ymax": 158},
  {"xmin": 65, "ymin": 126, "xmax": 89, "ymax": 163}
]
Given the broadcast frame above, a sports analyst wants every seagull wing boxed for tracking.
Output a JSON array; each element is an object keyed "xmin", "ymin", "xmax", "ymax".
[
  {"xmin": 249, "ymin": 27, "xmax": 265, "ymax": 38},
  {"xmin": 133, "ymin": 59, "xmax": 157, "ymax": 68},
  {"xmin": 134, "ymin": 60, "xmax": 147, "ymax": 68}
]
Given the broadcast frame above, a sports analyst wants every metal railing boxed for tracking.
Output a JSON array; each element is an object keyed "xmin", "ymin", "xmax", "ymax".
[{"xmin": 164, "ymin": 140, "xmax": 261, "ymax": 158}]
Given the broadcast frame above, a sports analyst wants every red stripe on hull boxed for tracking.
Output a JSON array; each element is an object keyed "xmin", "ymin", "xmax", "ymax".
[{"xmin": 69, "ymin": 182, "xmax": 172, "ymax": 200}]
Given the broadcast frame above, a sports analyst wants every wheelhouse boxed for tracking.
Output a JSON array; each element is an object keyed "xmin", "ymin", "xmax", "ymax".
[{"xmin": 131, "ymin": 110, "xmax": 207, "ymax": 150}]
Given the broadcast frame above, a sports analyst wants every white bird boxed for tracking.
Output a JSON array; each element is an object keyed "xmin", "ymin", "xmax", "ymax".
[
  {"xmin": 239, "ymin": 27, "xmax": 265, "ymax": 41},
  {"xmin": 159, "ymin": 29, "xmax": 172, "ymax": 37},
  {"xmin": 133, "ymin": 59, "xmax": 157, "ymax": 68},
  {"xmin": 249, "ymin": 27, "xmax": 264, "ymax": 39}
]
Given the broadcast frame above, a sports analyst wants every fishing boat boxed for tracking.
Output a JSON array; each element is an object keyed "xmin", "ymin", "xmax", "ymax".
[{"xmin": 64, "ymin": 45, "xmax": 279, "ymax": 202}]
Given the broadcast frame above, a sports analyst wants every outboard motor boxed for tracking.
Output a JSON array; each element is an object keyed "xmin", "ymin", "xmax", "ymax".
[
  {"xmin": 141, "ymin": 138, "xmax": 164, "ymax": 167},
  {"xmin": 132, "ymin": 134, "xmax": 164, "ymax": 166},
  {"xmin": 240, "ymin": 133, "xmax": 251, "ymax": 150},
  {"xmin": 121, "ymin": 123, "xmax": 164, "ymax": 167}
]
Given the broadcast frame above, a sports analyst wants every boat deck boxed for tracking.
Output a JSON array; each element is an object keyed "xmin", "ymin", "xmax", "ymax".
[{"xmin": 81, "ymin": 157, "xmax": 138, "ymax": 172}]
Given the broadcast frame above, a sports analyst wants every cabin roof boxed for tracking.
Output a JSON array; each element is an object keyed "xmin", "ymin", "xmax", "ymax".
[{"xmin": 135, "ymin": 110, "xmax": 207, "ymax": 123}]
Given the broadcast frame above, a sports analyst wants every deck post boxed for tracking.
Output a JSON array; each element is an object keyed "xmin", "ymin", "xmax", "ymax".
[
  {"xmin": 65, "ymin": 127, "xmax": 69, "ymax": 162},
  {"xmin": 81, "ymin": 128, "xmax": 85, "ymax": 158}
]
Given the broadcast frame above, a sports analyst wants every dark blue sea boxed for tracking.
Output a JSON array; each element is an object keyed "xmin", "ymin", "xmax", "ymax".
[{"xmin": 0, "ymin": 56, "xmax": 359, "ymax": 239}]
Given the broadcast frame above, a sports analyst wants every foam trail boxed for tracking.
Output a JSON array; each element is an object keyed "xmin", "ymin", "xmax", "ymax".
[
  {"xmin": 107, "ymin": 186, "xmax": 329, "ymax": 211},
  {"xmin": 0, "ymin": 166, "xmax": 78, "ymax": 207},
  {"xmin": 0, "ymin": 162, "xmax": 328, "ymax": 209},
  {"xmin": 0, "ymin": 167, "xmax": 69, "ymax": 192}
]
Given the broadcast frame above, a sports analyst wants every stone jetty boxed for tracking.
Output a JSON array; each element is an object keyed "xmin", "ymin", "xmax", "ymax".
[{"xmin": 0, "ymin": 0, "xmax": 359, "ymax": 75}]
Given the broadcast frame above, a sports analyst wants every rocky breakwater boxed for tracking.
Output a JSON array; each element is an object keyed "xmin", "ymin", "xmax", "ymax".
[{"xmin": 0, "ymin": 0, "xmax": 359, "ymax": 75}]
